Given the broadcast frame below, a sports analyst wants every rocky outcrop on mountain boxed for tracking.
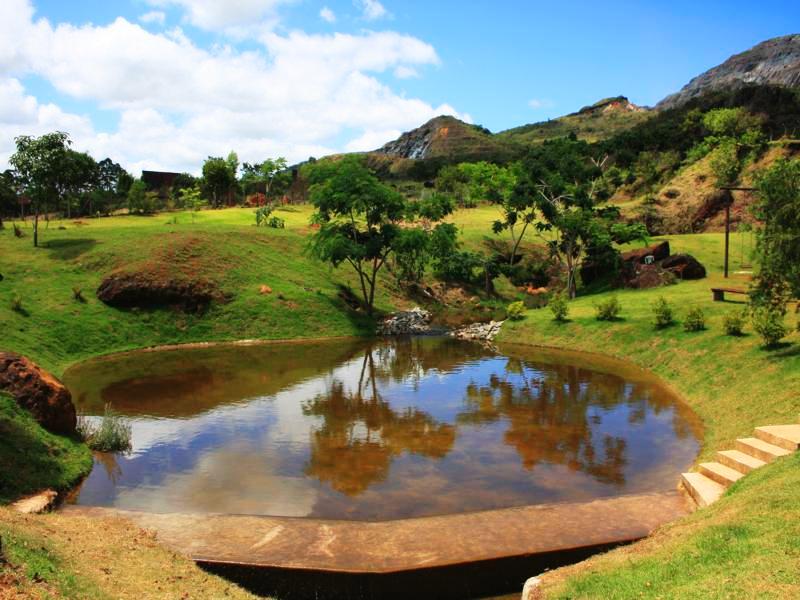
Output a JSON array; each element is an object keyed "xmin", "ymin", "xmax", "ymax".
[
  {"xmin": 575, "ymin": 96, "xmax": 647, "ymax": 116},
  {"xmin": 658, "ymin": 35, "xmax": 800, "ymax": 110}
]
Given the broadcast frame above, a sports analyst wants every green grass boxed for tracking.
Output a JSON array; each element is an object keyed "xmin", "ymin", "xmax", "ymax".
[
  {"xmin": 540, "ymin": 453, "xmax": 800, "ymax": 599},
  {"xmin": 0, "ymin": 206, "xmax": 390, "ymax": 375},
  {"xmin": 0, "ymin": 392, "xmax": 92, "ymax": 504}
]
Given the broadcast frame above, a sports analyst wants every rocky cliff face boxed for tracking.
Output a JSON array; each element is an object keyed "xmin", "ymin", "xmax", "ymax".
[
  {"xmin": 375, "ymin": 116, "xmax": 502, "ymax": 161},
  {"xmin": 658, "ymin": 34, "xmax": 800, "ymax": 110}
]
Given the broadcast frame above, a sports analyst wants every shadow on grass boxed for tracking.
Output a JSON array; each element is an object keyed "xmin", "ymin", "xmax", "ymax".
[
  {"xmin": 44, "ymin": 238, "xmax": 97, "ymax": 261},
  {"xmin": 0, "ymin": 411, "xmax": 88, "ymax": 504},
  {"xmin": 765, "ymin": 342, "xmax": 800, "ymax": 360}
]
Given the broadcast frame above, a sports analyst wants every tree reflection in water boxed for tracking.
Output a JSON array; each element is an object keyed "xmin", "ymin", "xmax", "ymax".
[
  {"xmin": 457, "ymin": 357, "xmax": 634, "ymax": 486},
  {"xmin": 303, "ymin": 344, "xmax": 456, "ymax": 496}
]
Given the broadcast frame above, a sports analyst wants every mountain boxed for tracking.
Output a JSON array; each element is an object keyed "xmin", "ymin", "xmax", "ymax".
[
  {"xmin": 658, "ymin": 34, "xmax": 800, "ymax": 110},
  {"xmin": 374, "ymin": 115, "xmax": 515, "ymax": 162},
  {"xmin": 496, "ymin": 96, "xmax": 650, "ymax": 145}
]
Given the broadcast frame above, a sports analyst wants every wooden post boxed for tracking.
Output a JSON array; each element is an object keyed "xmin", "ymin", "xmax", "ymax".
[{"xmin": 724, "ymin": 203, "xmax": 730, "ymax": 279}]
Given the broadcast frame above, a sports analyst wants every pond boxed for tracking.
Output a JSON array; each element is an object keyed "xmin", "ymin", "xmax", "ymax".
[{"xmin": 64, "ymin": 337, "xmax": 701, "ymax": 521}]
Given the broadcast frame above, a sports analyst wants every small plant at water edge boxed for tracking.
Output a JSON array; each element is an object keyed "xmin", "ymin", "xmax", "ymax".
[
  {"xmin": 751, "ymin": 307, "xmax": 787, "ymax": 348},
  {"xmin": 77, "ymin": 404, "xmax": 132, "ymax": 453},
  {"xmin": 549, "ymin": 293, "xmax": 569, "ymax": 322},
  {"xmin": 684, "ymin": 307, "xmax": 706, "ymax": 332},
  {"xmin": 594, "ymin": 296, "xmax": 621, "ymax": 321},
  {"xmin": 652, "ymin": 296, "xmax": 674, "ymax": 329},
  {"xmin": 723, "ymin": 310, "xmax": 746, "ymax": 336},
  {"xmin": 507, "ymin": 301, "xmax": 526, "ymax": 320}
]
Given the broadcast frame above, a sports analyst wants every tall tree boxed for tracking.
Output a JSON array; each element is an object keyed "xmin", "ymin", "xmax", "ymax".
[
  {"xmin": 307, "ymin": 156, "xmax": 406, "ymax": 314},
  {"xmin": 241, "ymin": 157, "xmax": 290, "ymax": 200},
  {"xmin": 0, "ymin": 169, "xmax": 17, "ymax": 229},
  {"xmin": 10, "ymin": 132, "xmax": 71, "ymax": 247},
  {"xmin": 202, "ymin": 156, "xmax": 236, "ymax": 208},
  {"xmin": 750, "ymin": 158, "xmax": 800, "ymax": 309}
]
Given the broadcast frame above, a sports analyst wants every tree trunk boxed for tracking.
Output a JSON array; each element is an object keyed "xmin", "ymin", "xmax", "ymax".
[{"xmin": 33, "ymin": 207, "xmax": 39, "ymax": 248}]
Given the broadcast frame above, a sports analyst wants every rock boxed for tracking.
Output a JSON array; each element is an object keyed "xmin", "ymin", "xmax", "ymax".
[
  {"xmin": 378, "ymin": 308, "xmax": 433, "ymax": 336},
  {"xmin": 12, "ymin": 490, "xmax": 58, "ymax": 514},
  {"xmin": 661, "ymin": 254, "xmax": 707, "ymax": 280},
  {"xmin": 621, "ymin": 241, "xmax": 671, "ymax": 266},
  {"xmin": 0, "ymin": 352, "xmax": 77, "ymax": 435},
  {"xmin": 97, "ymin": 272, "xmax": 225, "ymax": 313},
  {"xmin": 658, "ymin": 35, "xmax": 800, "ymax": 110},
  {"xmin": 449, "ymin": 320, "xmax": 504, "ymax": 342},
  {"xmin": 625, "ymin": 265, "xmax": 677, "ymax": 289}
]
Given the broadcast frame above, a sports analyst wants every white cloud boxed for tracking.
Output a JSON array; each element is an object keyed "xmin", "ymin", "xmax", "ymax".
[
  {"xmin": 344, "ymin": 128, "xmax": 401, "ymax": 152},
  {"xmin": 139, "ymin": 11, "xmax": 166, "ymax": 26},
  {"xmin": 145, "ymin": 0, "xmax": 291, "ymax": 35},
  {"xmin": 528, "ymin": 98, "xmax": 555, "ymax": 110},
  {"xmin": 394, "ymin": 65, "xmax": 418, "ymax": 79},
  {"xmin": 356, "ymin": 0, "xmax": 388, "ymax": 21},
  {"xmin": 0, "ymin": 0, "xmax": 463, "ymax": 174},
  {"xmin": 319, "ymin": 6, "xmax": 336, "ymax": 23}
]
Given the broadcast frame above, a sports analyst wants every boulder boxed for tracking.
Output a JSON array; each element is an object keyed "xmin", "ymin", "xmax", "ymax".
[
  {"xmin": 378, "ymin": 307, "xmax": 433, "ymax": 336},
  {"xmin": 661, "ymin": 254, "xmax": 707, "ymax": 280},
  {"xmin": 97, "ymin": 272, "xmax": 225, "ymax": 313},
  {"xmin": 621, "ymin": 241, "xmax": 671, "ymax": 265},
  {"xmin": 625, "ymin": 265, "xmax": 677, "ymax": 289},
  {"xmin": 0, "ymin": 352, "xmax": 77, "ymax": 435}
]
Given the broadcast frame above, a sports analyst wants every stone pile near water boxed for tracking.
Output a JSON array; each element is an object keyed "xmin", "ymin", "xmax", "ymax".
[
  {"xmin": 450, "ymin": 321, "xmax": 504, "ymax": 342},
  {"xmin": 377, "ymin": 307, "xmax": 433, "ymax": 335}
]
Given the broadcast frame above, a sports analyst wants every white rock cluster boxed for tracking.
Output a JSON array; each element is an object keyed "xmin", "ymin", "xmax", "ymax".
[
  {"xmin": 449, "ymin": 320, "xmax": 504, "ymax": 342},
  {"xmin": 377, "ymin": 307, "xmax": 433, "ymax": 336}
]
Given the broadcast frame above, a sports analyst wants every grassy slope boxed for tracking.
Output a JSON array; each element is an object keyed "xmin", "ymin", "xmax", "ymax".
[
  {"xmin": 0, "ymin": 392, "xmax": 92, "ymax": 504},
  {"xmin": 540, "ymin": 452, "xmax": 800, "ymax": 599},
  {"xmin": 0, "ymin": 507, "xmax": 259, "ymax": 599},
  {"xmin": 0, "ymin": 206, "xmax": 395, "ymax": 376}
]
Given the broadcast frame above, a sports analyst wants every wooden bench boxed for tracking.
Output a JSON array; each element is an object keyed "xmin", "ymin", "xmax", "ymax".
[{"xmin": 712, "ymin": 287, "xmax": 747, "ymax": 302}]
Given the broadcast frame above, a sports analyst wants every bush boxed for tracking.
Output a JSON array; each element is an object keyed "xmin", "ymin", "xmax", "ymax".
[
  {"xmin": 684, "ymin": 307, "xmax": 706, "ymax": 332},
  {"xmin": 507, "ymin": 301, "xmax": 525, "ymax": 320},
  {"xmin": 255, "ymin": 205, "xmax": 274, "ymax": 226},
  {"xmin": 594, "ymin": 296, "xmax": 621, "ymax": 321},
  {"xmin": 723, "ymin": 310, "xmax": 746, "ymax": 336},
  {"xmin": 549, "ymin": 293, "xmax": 569, "ymax": 322},
  {"xmin": 267, "ymin": 216, "xmax": 285, "ymax": 229},
  {"xmin": 77, "ymin": 404, "xmax": 132, "ymax": 453},
  {"xmin": 751, "ymin": 307, "xmax": 787, "ymax": 347},
  {"xmin": 652, "ymin": 296, "xmax": 674, "ymax": 329},
  {"xmin": 72, "ymin": 286, "xmax": 85, "ymax": 302},
  {"xmin": 10, "ymin": 294, "xmax": 23, "ymax": 313}
]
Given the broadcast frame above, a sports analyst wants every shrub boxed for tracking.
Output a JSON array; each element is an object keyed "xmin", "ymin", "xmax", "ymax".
[
  {"xmin": 507, "ymin": 301, "xmax": 525, "ymax": 320},
  {"xmin": 652, "ymin": 296, "xmax": 674, "ymax": 329},
  {"xmin": 255, "ymin": 205, "xmax": 274, "ymax": 226},
  {"xmin": 594, "ymin": 296, "xmax": 621, "ymax": 321},
  {"xmin": 549, "ymin": 293, "xmax": 569, "ymax": 322},
  {"xmin": 751, "ymin": 307, "xmax": 787, "ymax": 347},
  {"xmin": 77, "ymin": 404, "xmax": 132, "ymax": 453},
  {"xmin": 267, "ymin": 216, "xmax": 285, "ymax": 229},
  {"xmin": 13, "ymin": 223, "xmax": 24, "ymax": 238},
  {"xmin": 723, "ymin": 310, "xmax": 746, "ymax": 336},
  {"xmin": 72, "ymin": 286, "xmax": 85, "ymax": 302},
  {"xmin": 684, "ymin": 307, "xmax": 706, "ymax": 332},
  {"xmin": 10, "ymin": 294, "xmax": 23, "ymax": 313}
]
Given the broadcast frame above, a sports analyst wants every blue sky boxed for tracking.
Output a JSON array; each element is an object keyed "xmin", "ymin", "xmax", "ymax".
[{"xmin": 1, "ymin": 0, "xmax": 798, "ymax": 173}]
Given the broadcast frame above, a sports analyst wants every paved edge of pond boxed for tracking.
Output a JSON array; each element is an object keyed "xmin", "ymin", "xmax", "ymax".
[{"xmin": 62, "ymin": 491, "xmax": 690, "ymax": 574}]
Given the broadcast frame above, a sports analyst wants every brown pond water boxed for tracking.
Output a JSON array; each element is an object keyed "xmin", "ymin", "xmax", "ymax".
[{"xmin": 64, "ymin": 337, "xmax": 701, "ymax": 521}]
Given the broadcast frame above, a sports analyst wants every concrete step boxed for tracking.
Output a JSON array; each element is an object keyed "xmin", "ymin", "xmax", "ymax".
[
  {"xmin": 681, "ymin": 472, "xmax": 726, "ymax": 507},
  {"xmin": 717, "ymin": 449, "xmax": 766, "ymax": 474},
  {"xmin": 699, "ymin": 462, "xmax": 745, "ymax": 487},
  {"xmin": 735, "ymin": 437, "xmax": 792, "ymax": 463},
  {"xmin": 754, "ymin": 425, "xmax": 800, "ymax": 452}
]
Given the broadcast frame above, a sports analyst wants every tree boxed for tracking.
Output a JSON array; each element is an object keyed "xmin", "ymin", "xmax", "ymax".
[
  {"xmin": 0, "ymin": 170, "xmax": 18, "ymax": 229},
  {"xmin": 10, "ymin": 132, "xmax": 71, "ymax": 247},
  {"xmin": 178, "ymin": 185, "xmax": 205, "ymax": 223},
  {"xmin": 307, "ymin": 156, "xmax": 406, "ymax": 314},
  {"xmin": 202, "ymin": 156, "xmax": 237, "ymax": 208},
  {"xmin": 750, "ymin": 158, "xmax": 800, "ymax": 309},
  {"xmin": 59, "ymin": 150, "xmax": 99, "ymax": 218},
  {"xmin": 127, "ymin": 179, "xmax": 157, "ymax": 215},
  {"xmin": 241, "ymin": 157, "xmax": 290, "ymax": 201}
]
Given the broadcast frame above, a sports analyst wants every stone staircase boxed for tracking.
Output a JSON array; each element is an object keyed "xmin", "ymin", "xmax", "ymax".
[{"xmin": 681, "ymin": 423, "xmax": 800, "ymax": 507}]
